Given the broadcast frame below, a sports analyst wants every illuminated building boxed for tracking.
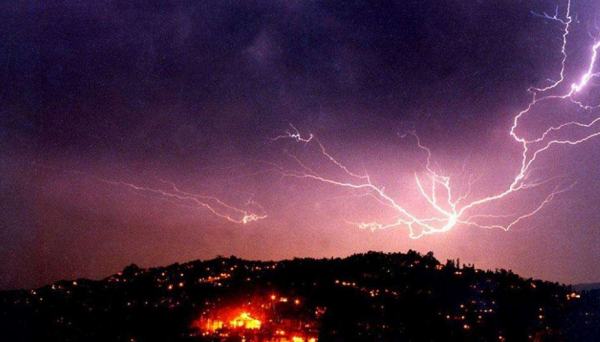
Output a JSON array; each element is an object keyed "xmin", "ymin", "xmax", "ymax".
[
  {"xmin": 192, "ymin": 294, "xmax": 319, "ymax": 341},
  {"xmin": 229, "ymin": 312, "xmax": 261, "ymax": 330}
]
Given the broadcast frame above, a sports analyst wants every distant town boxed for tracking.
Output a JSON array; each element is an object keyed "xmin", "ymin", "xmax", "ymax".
[{"xmin": 1, "ymin": 251, "xmax": 598, "ymax": 341}]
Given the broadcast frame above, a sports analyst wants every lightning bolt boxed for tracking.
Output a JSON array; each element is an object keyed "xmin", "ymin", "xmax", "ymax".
[
  {"xmin": 273, "ymin": 0, "xmax": 600, "ymax": 238},
  {"xmin": 32, "ymin": 163, "xmax": 267, "ymax": 225},
  {"xmin": 103, "ymin": 179, "xmax": 267, "ymax": 224}
]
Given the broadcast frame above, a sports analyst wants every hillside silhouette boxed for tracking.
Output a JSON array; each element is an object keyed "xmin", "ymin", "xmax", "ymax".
[{"xmin": 1, "ymin": 251, "xmax": 598, "ymax": 341}]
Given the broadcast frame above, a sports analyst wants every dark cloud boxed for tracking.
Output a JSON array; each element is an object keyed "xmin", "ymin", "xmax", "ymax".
[{"xmin": 1, "ymin": 0, "xmax": 600, "ymax": 289}]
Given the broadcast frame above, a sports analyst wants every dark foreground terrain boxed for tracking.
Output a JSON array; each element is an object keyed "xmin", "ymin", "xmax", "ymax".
[{"xmin": 1, "ymin": 251, "xmax": 599, "ymax": 341}]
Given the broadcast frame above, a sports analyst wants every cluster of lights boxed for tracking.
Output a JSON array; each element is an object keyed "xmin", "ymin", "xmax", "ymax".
[
  {"xmin": 195, "ymin": 293, "xmax": 317, "ymax": 341},
  {"xmin": 228, "ymin": 312, "xmax": 262, "ymax": 330}
]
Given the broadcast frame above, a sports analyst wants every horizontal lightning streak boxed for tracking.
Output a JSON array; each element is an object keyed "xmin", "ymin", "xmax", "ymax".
[
  {"xmin": 99, "ymin": 178, "xmax": 267, "ymax": 224},
  {"xmin": 33, "ymin": 163, "xmax": 266, "ymax": 225}
]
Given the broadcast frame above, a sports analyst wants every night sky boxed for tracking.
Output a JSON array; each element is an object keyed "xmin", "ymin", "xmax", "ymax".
[{"xmin": 2, "ymin": 0, "xmax": 600, "ymax": 290}]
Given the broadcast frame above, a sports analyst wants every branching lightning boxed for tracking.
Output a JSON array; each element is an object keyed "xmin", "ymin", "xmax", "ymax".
[
  {"xmin": 33, "ymin": 163, "xmax": 267, "ymax": 225},
  {"xmin": 101, "ymin": 178, "xmax": 267, "ymax": 225},
  {"xmin": 273, "ymin": 0, "xmax": 600, "ymax": 238}
]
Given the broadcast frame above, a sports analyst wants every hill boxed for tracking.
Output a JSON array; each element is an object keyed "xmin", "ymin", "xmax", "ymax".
[{"xmin": 1, "ymin": 251, "xmax": 598, "ymax": 341}]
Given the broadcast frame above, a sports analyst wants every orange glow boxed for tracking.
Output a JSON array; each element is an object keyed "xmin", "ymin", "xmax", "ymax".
[
  {"xmin": 193, "ymin": 294, "xmax": 317, "ymax": 340},
  {"xmin": 194, "ymin": 309, "xmax": 263, "ymax": 333},
  {"xmin": 291, "ymin": 336, "xmax": 317, "ymax": 342},
  {"xmin": 203, "ymin": 319, "xmax": 224, "ymax": 332},
  {"xmin": 229, "ymin": 312, "xmax": 261, "ymax": 330}
]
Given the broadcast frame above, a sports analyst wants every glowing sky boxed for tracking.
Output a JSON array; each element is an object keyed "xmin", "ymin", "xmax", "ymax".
[{"xmin": 2, "ymin": 0, "xmax": 600, "ymax": 289}]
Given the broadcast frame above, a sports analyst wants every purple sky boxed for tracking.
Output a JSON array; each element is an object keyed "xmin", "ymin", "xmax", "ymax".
[{"xmin": 1, "ymin": 0, "xmax": 600, "ymax": 289}]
